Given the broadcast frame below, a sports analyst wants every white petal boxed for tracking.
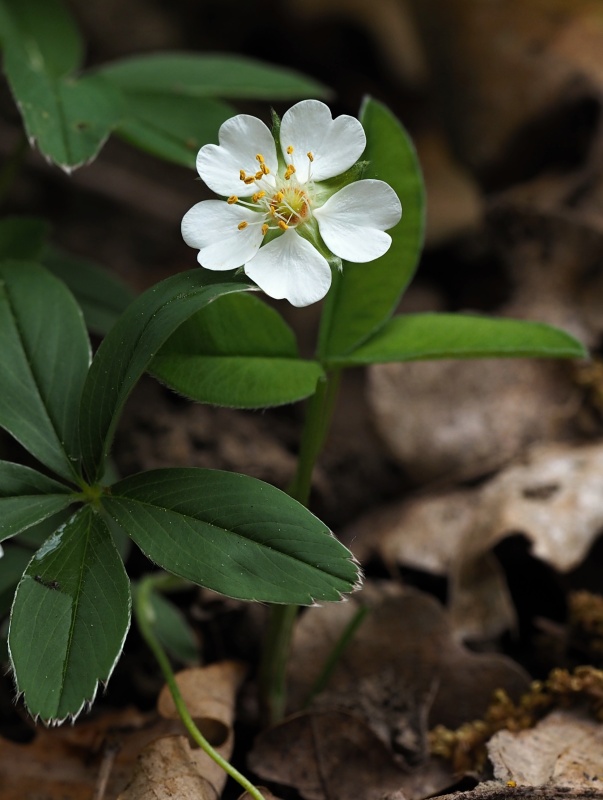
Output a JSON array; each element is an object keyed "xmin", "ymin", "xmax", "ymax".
[
  {"xmin": 196, "ymin": 114, "xmax": 278, "ymax": 197},
  {"xmin": 280, "ymin": 100, "xmax": 366, "ymax": 183},
  {"xmin": 244, "ymin": 229, "xmax": 332, "ymax": 307},
  {"xmin": 182, "ymin": 200, "xmax": 265, "ymax": 270},
  {"xmin": 314, "ymin": 179, "xmax": 402, "ymax": 262}
]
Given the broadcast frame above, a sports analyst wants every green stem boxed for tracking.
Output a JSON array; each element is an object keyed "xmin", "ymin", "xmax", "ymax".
[
  {"xmin": 303, "ymin": 605, "xmax": 369, "ymax": 707},
  {"xmin": 259, "ymin": 369, "xmax": 342, "ymax": 727},
  {"xmin": 0, "ymin": 134, "xmax": 28, "ymax": 206},
  {"xmin": 134, "ymin": 573, "xmax": 266, "ymax": 800}
]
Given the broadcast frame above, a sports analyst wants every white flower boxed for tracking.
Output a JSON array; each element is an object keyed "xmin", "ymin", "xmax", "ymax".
[{"xmin": 182, "ymin": 99, "xmax": 402, "ymax": 307}]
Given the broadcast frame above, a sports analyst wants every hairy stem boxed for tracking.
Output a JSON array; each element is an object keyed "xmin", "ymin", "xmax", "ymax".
[
  {"xmin": 259, "ymin": 369, "xmax": 342, "ymax": 727},
  {"xmin": 134, "ymin": 573, "xmax": 266, "ymax": 800}
]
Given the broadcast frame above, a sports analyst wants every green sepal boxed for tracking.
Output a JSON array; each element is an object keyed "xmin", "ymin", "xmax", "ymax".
[{"xmin": 318, "ymin": 160, "xmax": 369, "ymax": 194}]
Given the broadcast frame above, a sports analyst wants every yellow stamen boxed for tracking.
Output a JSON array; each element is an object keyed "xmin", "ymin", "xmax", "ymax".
[
  {"xmin": 252, "ymin": 190, "xmax": 266, "ymax": 202},
  {"xmin": 307, "ymin": 151, "xmax": 314, "ymax": 162},
  {"xmin": 278, "ymin": 220, "xmax": 289, "ymax": 231},
  {"xmin": 244, "ymin": 177, "xmax": 256, "ymax": 185},
  {"xmin": 227, "ymin": 195, "xmax": 238, "ymax": 204},
  {"xmin": 238, "ymin": 221, "xmax": 248, "ymax": 230},
  {"xmin": 268, "ymin": 206, "xmax": 276, "ymax": 216},
  {"xmin": 256, "ymin": 154, "xmax": 265, "ymax": 163},
  {"xmin": 239, "ymin": 170, "xmax": 246, "ymax": 181},
  {"xmin": 286, "ymin": 145, "xmax": 294, "ymax": 154},
  {"xmin": 275, "ymin": 191, "xmax": 284, "ymax": 202},
  {"xmin": 284, "ymin": 164, "xmax": 296, "ymax": 180},
  {"xmin": 261, "ymin": 223, "xmax": 269, "ymax": 235},
  {"xmin": 255, "ymin": 170, "xmax": 264, "ymax": 180},
  {"xmin": 261, "ymin": 164, "xmax": 270, "ymax": 175}
]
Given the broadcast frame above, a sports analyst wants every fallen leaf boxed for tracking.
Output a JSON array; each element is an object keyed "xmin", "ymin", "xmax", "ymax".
[
  {"xmin": 408, "ymin": 0, "xmax": 600, "ymax": 176},
  {"xmin": 118, "ymin": 661, "xmax": 246, "ymax": 800},
  {"xmin": 488, "ymin": 710, "xmax": 603, "ymax": 788},
  {"xmin": 249, "ymin": 710, "xmax": 413, "ymax": 800},
  {"xmin": 0, "ymin": 707, "xmax": 150, "ymax": 800},
  {"xmin": 345, "ymin": 442, "xmax": 603, "ymax": 638},
  {"xmin": 367, "ymin": 358, "xmax": 576, "ymax": 484},
  {"xmin": 416, "ymin": 130, "xmax": 483, "ymax": 247}
]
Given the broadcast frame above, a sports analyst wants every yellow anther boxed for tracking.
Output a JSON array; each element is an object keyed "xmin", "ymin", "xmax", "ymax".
[
  {"xmin": 286, "ymin": 145, "xmax": 294, "ymax": 154},
  {"xmin": 227, "ymin": 195, "xmax": 238, "ymax": 204},
  {"xmin": 238, "ymin": 221, "xmax": 248, "ymax": 230},
  {"xmin": 261, "ymin": 223, "xmax": 269, "ymax": 235},
  {"xmin": 255, "ymin": 170, "xmax": 264, "ymax": 180},
  {"xmin": 256, "ymin": 154, "xmax": 265, "ymax": 163},
  {"xmin": 284, "ymin": 164, "xmax": 296, "ymax": 180},
  {"xmin": 244, "ymin": 177, "xmax": 256, "ymax": 185},
  {"xmin": 261, "ymin": 164, "xmax": 270, "ymax": 175},
  {"xmin": 252, "ymin": 191, "xmax": 266, "ymax": 202},
  {"xmin": 239, "ymin": 169, "xmax": 247, "ymax": 181},
  {"xmin": 275, "ymin": 191, "xmax": 284, "ymax": 202},
  {"xmin": 307, "ymin": 151, "xmax": 314, "ymax": 162},
  {"xmin": 268, "ymin": 205, "xmax": 276, "ymax": 216},
  {"xmin": 278, "ymin": 220, "xmax": 289, "ymax": 231}
]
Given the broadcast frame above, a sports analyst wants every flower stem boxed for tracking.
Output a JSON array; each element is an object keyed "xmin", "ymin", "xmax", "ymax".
[
  {"xmin": 134, "ymin": 572, "xmax": 266, "ymax": 800},
  {"xmin": 259, "ymin": 369, "xmax": 341, "ymax": 727}
]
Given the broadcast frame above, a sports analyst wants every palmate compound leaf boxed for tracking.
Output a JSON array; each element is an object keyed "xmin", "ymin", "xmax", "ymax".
[
  {"xmin": 0, "ymin": 0, "xmax": 122, "ymax": 170},
  {"xmin": 0, "ymin": 461, "xmax": 75, "ymax": 544},
  {"xmin": 78, "ymin": 269, "xmax": 253, "ymax": 484},
  {"xmin": 324, "ymin": 313, "xmax": 587, "ymax": 366},
  {"xmin": 98, "ymin": 53, "xmax": 329, "ymax": 101},
  {"xmin": 150, "ymin": 293, "xmax": 325, "ymax": 408},
  {"xmin": 0, "ymin": 0, "xmax": 83, "ymax": 80},
  {"xmin": 318, "ymin": 97, "xmax": 426, "ymax": 360},
  {"xmin": 0, "ymin": 261, "xmax": 91, "ymax": 482},
  {"xmin": 102, "ymin": 469, "xmax": 360, "ymax": 605},
  {"xmin": 42, "ymin": 246, "xmax": 136, "ymax": 336},
  {"xmin": 8, "ymin": 505, "xmax": 131, "ymax": 723},
  {"xmin": 96, "ymin": 53, "xmax": 329, "ymax": 167}
]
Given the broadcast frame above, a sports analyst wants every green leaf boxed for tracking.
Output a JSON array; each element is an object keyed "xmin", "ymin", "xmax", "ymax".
[
  {"xmin": 43, "ymin": 246, "xmax": 135, "ymax": 335},
  {"xmin": 13, "ymin": 507, "xmax": 74, "ymax": 549},
  {"xmin": 151, "ymin": 293, "xmax": 324, "ymax": 408},
  {"xmin": 79, "ymin": 269, "xmax": 253, "ymax": 483},
  {"xmin": 4, "ymin": 62, "xmax": 123, "ymax": 170},
  {"xmin": 114, "ymin": 92, "xmax": 235, "ymax": 168},
  {"xmin": 0, "ymin": 261, "xmax": 91, "ymax": 481},
  {"xmin": 327, "ymin": 313, "xmax": 587, "ymax": 366},
  {"xmin": 0, "ymin": 0, "xmax": 83, "ymax": 78},
  {"xmin": 0, "ymin": 216, "xmax": 50, "ymax": 260},
  {"xmin": 102, "ymin": 468, "xmax": 359, "ymax": 604},
  {"xmin": 0, "ymin": 461, "xmax": 74, "ymax": 543},
  {"xmin": 0, "ymin": 545, "xmax": 31, "ymax": 617},
  {"xmin": 142, "ymin": 587, "xmax": 200, "ymax": 663},
  {"xmin": 8, "ymin": 506, "xmax": 131, "ymax": 722},
  {"xmin": 98, "ymin": 53, "xmax": 330, "ymax": 100},
  {"xmin": 318, "ymin": 97, "xmax": 425, "ymax": 359},
  {"xmin": 0, "ymin": 0, "xmax": 122, "ymax": 169}
]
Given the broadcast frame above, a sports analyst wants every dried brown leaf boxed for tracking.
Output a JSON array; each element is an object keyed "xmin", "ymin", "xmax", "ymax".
[
  {"xmin": 288, "ymin": 585, "xmax": 529, "ymax": 756},
  {"xmin": 118, "ymin": 661, "xmax": 246, "ymax": 800},
  {"xmin": 488, "ymin": 710, "xmax": 603, "ymax": 788},
  {"xmin": 249, "ymin": 710, "xmax": 413, "ymax": 800},
  {"xmin": 346, "ymin": 443, "xmax": 603, "ymax": 639},
  {"xmin": 368, "ymin": 358, "xmax": 576, "ymax": 485}
]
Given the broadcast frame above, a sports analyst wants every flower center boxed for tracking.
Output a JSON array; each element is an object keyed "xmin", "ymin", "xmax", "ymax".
[
  {"xmin": 271, "ymin": 186, "xmax": 311, "ymax": 226},
  {"xmin": 229, "ymin": 149, "xmax": 316, "ymax": 237}
]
